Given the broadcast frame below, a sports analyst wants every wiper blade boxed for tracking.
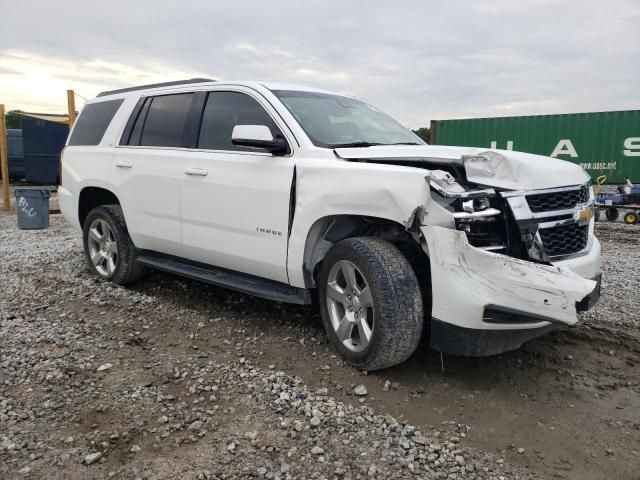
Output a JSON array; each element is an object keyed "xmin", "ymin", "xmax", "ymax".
[
  {"xmin": 390, "ymin": 142, "xmax": 421, "ymax": 145},
  {"xmin": 329, "ymin": 141, "xmax": 383, "ymax": 148}
]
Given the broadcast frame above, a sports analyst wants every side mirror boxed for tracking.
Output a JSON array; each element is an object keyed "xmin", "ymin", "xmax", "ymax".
[{"xmin": 231, "ymin": 125, "xmax": 289, "ymax": 155}]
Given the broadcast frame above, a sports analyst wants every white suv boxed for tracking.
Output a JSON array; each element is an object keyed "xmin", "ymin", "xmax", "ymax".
[{"xmin": 59, "ymin": 79, "xmax": 601, "ymax": 370}]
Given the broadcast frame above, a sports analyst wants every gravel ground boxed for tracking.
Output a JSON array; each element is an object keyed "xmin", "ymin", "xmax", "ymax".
[
  {"xmin": 1, "ymin": 191, "xmax": 639, "ymax": 479},
  {"xmin": 580, "ymin": 221, "xmax": 639, "ymax": 329}
]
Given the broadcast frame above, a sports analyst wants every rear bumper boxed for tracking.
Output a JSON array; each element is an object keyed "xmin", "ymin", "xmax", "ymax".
[
  {"xmin": 57, "ymin": 185, "xmax": 80, "ymax": 231},
  {"xmin": 422, "ymin": 226, "xmax": 601, "ymax": 356}
]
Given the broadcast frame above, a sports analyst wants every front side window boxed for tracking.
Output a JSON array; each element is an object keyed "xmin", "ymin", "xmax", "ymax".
[
  {"xmin": 138, "ymin": 93, "xmax": 193, "ymax": 147},
  {"xmin": 198, "ymin": 91, "xmax": 281, "ymax": 151},
  {"xmin": 68, "ymin": 99, "xmax": 123, "ymax": 146},
  {"xmin": 272, "ymin": 90, "xmax": 423, "ymax": 148}
]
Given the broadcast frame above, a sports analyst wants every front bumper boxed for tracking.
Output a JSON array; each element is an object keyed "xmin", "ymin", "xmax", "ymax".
[
  {"xmin": 422, "ymin": 226, "xmax": 601, "ymax": 356},
  {"xmin": 576, "ymin": 273, "xmax": 602, "ymax": 311},
  {"xmin": 431, "ymin": 318, "xmax": 558, "ymax": 356}
]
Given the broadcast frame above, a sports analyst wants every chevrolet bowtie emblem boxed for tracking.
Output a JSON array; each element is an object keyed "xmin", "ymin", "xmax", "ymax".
[{"xmin": 578, "ymin": 207, "xmax": 593, "ymax": 222}]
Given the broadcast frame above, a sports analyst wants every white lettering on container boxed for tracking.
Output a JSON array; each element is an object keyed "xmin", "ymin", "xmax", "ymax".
[
  {"xmin": 550, "ymin": 139, "xmax": 578, "ymax": 158},
  {"xmin": 623, "ymin": 137, "xmax": 640, "ymax": 156},
  {"xmin": 18, "ymin": 197, "xmax": 37, "ymax": 217},
  {"xmin": 490, "ymin": 140, "xmax": 513, "ymax": 150}
]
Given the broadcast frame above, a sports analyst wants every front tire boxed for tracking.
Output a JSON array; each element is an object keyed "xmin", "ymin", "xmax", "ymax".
[
  {"xmin": 82, "ymin": 205, "xmax": 146, "ymax": 285},
  {"xmin": 318, "ymin": 237, "xmax": 423, "ymax": 371}
]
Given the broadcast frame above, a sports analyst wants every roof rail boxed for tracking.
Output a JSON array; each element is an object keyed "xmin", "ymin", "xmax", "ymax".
[{"xmin": 97, "ymin": 78, "xmax": 214, "ymax": 97}]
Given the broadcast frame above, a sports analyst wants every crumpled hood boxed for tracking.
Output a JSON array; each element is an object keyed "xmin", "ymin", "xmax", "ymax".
[{"xmin": 334, "ymin": 145, "xmax": 590, "ymax": 190}]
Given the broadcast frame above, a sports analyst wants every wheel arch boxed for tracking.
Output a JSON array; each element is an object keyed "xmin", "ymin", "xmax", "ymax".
[
  {"xmin": 78, "ymin": 186, "xmax": 121, "ymax": 228},
  {"xmin": 300, "ymin": 214, "xmax": 431, "ymax": 297}
]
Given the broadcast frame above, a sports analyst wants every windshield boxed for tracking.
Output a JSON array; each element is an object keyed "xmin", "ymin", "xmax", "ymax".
[{"xmin": 272, "ymin": 90, "xmax": 424, "ymax": 148}]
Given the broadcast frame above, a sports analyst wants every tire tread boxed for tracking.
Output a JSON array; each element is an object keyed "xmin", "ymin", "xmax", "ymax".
[
  {"xmin": 319, "ymin": 237, "xmax": 423, "ymax": 371},
  {"xmin": 82, "ymin": 205, "xmax": 145, "ymax": 285}
]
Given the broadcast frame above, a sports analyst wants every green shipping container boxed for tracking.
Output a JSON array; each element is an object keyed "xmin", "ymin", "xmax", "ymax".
[{"xmin": 430, "ymin": 110, "xmax": 640, "ymax": 184}]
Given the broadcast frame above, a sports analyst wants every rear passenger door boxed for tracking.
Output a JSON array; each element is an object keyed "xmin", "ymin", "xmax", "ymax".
[
  {"xmin": 112, "ymin": 92, "xmax": 195, "ymax": 257},
  {"xmin": 179, "ymin": 89, "xmax": 295, "ymax": 284}
]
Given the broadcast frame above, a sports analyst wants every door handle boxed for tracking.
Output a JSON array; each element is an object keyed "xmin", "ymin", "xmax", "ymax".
[
  {"xmin": 115, "ymin": 160, "xmax": 133, "ymax": 168},
  {"xmin": 184, "ymin": 167, "xmax": 208, "ymax": 176}
]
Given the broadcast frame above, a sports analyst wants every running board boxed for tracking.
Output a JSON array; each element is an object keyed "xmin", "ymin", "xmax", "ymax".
[{"xmin": 136, "ymin": 252, "xmax": 312, "ymax": 305}]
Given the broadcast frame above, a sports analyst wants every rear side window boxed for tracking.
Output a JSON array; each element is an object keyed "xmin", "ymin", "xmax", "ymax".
[
  {"xmin": 68, "ymin": 99, "xmax": 123, "ymax": 146},
  {"xmin": 198, "ymin": 92, "xmax": 280, "ymax": 151},
  {"xmin": 138, "ymin": 93, "xmax": 193, "ymax": 147}
]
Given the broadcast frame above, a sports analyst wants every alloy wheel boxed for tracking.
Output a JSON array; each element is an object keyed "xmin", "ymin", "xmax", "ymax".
[
  {"xmin": 326, "ymin": 260, "xmax": 374, "ymax": 353},
  {"xmin": 87, "ymin": 218, "xmax": 118, "ymax": 277}
]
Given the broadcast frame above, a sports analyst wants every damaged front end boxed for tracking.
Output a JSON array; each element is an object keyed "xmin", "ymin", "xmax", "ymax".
[
  {"xmin": 427, "ymin": 158, "xmax": 597, "ymax": 263},
  {"xmin": 423, "ymin": 225, "xmax": 597, "ymax": 356},
  {"xmin": 329, "ymin": 146, "xmax": 601, "ymax": 355},
  {"xmin": 422, "ymin": 154, "xmax": 601, "ymax": 356}
]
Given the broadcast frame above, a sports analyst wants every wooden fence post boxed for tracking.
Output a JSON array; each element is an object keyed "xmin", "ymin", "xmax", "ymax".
[
  {"xmin": 0, "ymin": 104, "xmax": 10, "ymax": 210},
  {"xmin": 67, "ymin": 90, "xmax": 76, "ymax": 127}
]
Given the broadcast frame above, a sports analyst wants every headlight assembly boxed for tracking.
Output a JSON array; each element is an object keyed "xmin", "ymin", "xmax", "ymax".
[{"xmin": 429, "ymin": 170, "xmax": 507, "ymax": 252}]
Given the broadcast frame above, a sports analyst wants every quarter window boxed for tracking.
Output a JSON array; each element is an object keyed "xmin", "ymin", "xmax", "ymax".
[
  {"xmin": 198, "ymin": 92, "xmax": 281, "ymax": 151},
  {"xmin": 68, "ymin": 99, "xmax": 123, "ymax": 146},
  {"xmin": 138, "ymin": 93, "xmax": 194, "ymax": 147}
]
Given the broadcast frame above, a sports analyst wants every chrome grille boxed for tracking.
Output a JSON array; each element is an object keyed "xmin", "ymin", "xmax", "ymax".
[
  {"xmin": 526, "ymin": 185, "xmax": 589, "ymax": 212},
  {"xmin": 538, "ymin": 223, "xmax": 589, "ymax": 257},
  {"xmin": 502, "ymin": 183, "xmax": 592, "ymax": 261}
]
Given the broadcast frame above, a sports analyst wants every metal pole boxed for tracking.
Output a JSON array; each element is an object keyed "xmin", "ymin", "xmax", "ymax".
[
  {"xmin": 67, "ymin": 90, "xmax": 76, "ymax": 127},
  {"xmin": 0, "ymin": 104, "xmax": 10, "ymax": 210}
]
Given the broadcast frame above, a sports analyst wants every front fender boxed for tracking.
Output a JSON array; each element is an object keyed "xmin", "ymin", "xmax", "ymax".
[{"xmin": 287, "ymin": 161, "xmax": 430, "ymax": 288}]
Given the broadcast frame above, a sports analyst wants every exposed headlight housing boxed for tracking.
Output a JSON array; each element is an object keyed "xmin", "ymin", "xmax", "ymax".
[
  {"xmin": 429, "ymin": 170, "xmax": 495, "ymax": 200},
  {"xmin": 429, "ymin": 170, "xmax": 506, "ymax": 252}
]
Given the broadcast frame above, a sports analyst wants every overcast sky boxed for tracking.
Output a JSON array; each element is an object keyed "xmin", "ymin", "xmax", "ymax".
[{"xmin": 1, "ymin": 0, "xmax": 638, "ymax": 127}]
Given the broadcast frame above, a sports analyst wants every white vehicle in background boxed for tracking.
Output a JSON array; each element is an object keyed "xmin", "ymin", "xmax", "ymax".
[{"xmin": 59, "ymin": 78, "xmax": 601, "ymax": 370}]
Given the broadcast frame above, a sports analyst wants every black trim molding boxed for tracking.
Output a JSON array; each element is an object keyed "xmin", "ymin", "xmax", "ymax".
[{"xmin": 430, "ymin": 318, "xmax": 558, "ymax": 357}]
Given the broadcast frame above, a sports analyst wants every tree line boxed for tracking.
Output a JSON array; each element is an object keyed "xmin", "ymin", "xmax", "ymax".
[
  {"xmin": 411, "ymin": 127, "xmax": 429, "ymax": 143},
  {"xmin": 4, "ymin": 110, "xmax": 23, "ymax": 129}
]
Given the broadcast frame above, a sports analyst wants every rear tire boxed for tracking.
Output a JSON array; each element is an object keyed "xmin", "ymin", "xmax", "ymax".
[
  {"xmin": 82, "ymin": 205, "xmax": 146, "ymax": 285},
  {"xmin": 318, "ymin": 237, "xmax": 423, "ymax": 371}
]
